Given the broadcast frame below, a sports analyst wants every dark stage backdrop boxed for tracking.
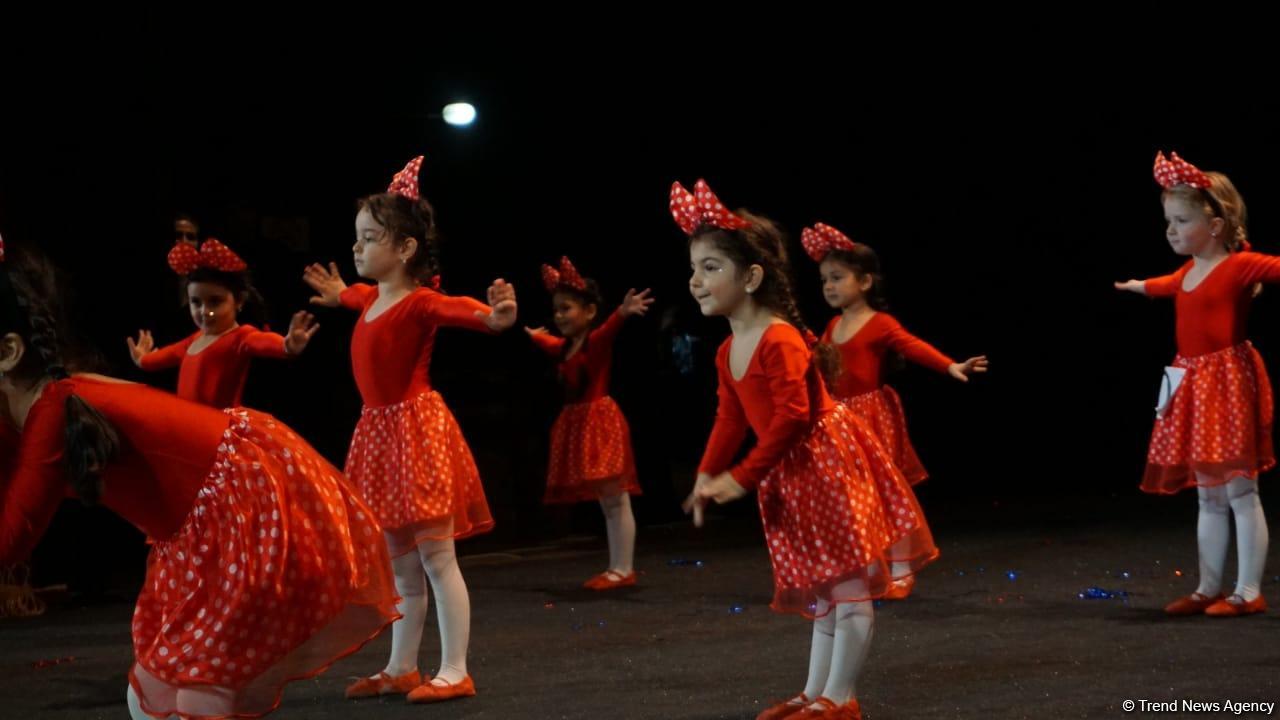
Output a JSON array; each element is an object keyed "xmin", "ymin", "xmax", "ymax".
[{"xmin": 5, "ymin": 68, "xmax": 1280, "ymax": 591}]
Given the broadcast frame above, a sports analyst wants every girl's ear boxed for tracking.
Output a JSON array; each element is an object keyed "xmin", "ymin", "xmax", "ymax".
[
  {"xmin": 745, "ymin": 263, "xmax": 764, "ymax": 293},
  {"xmin": 398, "ymin": 236, "xmax": 420, "ymax": 263},
  {"xmin": 0, "ymin": 332, "xmax": 26, "ymax": 374},
  {"xmin": 1209, "ymin": 215, "xmax": 1227, "ymax": 242}
]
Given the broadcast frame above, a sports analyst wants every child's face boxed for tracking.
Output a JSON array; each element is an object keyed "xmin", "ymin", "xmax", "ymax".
[
  {"xmin": 819, "ymin": 256, "xmax": 872, "ymax": 310},
  {"xmin": 188, "ymin": 281, "xmax": 240, "ymax": 334},
  {"xmin": 353, "ymin": 208, "xmax": 410, "ymax": 281},
  {"xmin": 688, "ymin": 237, "xmax": 751, "ymax": 317},
  {"xmin": 552, "ymin": 292, "xmax": 597, "ymax": 339},
  {"xmin": 1163, "ymin": 195, "xmax": 1223, "ymax": 256},
  {"xmin": 174, "ymin": 219, "xmax": 199, "ymax": 247}
]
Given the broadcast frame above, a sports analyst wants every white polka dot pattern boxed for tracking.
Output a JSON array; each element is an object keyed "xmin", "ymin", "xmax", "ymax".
[
  {"xmin": 669, "ymin": 179, "xmax": 751, "ymax": 236},
  {"xmin": 167, "ymin": 238, "xmax": 248, "ymax": 275},
  {"xmin": 541, "ymin": 255, "xmax": 587, "ymax": 293},
  {"xmin": 344, "ymin": 390, "xmax": 493, "ymax": 551},
  {"xmin": 543, "ymin": 396, "xmax": 640, "ymax": 504},
  {"xmin": 1144, "ymin": 341, "xmax": 1275, "ymax": 493},
  {"xmin": 758, "ymin": 404, "xmax": 938, "ymax": 617},
  {"xmin": 387, "ymin": 155, "xmax": 425, "ymax": 200},
  {"xmin": 800, "ymin": 222, "xmax": 858, "ymax": 263},
  {"xmin": 131, "ymin": 408, "xmax": 396, "ymax": 694},
  {"xmin": 840, "ymin": 385, "xmax": 929, "ymax": 485},
  {"xmin": 1153, "ymin": 150, "xmax": 1212, "ymax": 190}
]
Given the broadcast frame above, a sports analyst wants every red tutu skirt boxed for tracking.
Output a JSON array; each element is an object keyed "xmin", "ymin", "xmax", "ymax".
[
  {"xmin": 840, "ymin": 385, "xmax": 928, "ymax": 485},
  {"xmin": 759, "ymin": 403, "xmax": 938, "ymax": 618},
  {"xmin": 543, "ymin": 396, "xmax": 640, "ymax": 504},
  {"xmin": 345, "ymin": 391, "xmax": 494, "ymax": 556},
  {"xmin": 1143, "ymin": 341, "xmax": 1275, "ymax": 494},
  {"xmin": 129, "ymin": 408, "xmax": 399, "ymax": 718}
]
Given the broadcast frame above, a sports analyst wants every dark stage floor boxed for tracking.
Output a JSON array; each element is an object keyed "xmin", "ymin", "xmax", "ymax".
[{"xmin": 4, "ymin": 493, "xmax": 1279, "ymax": 719}]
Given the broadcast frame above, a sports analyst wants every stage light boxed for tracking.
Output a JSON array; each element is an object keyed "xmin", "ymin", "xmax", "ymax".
[{"xmin": 442, "ymin": 103, "xmax": 476, "ymax": 127}]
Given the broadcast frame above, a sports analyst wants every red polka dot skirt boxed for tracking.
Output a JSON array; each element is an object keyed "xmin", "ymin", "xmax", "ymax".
[
  {"xmin": 759, "ymin": 403, "xmax": 938, "ymax": 618},
  {"xmin": 344, "ymin": 391, "xmax": 493, "ymax": 556},
  {"xmin": 543, "ymin": 396, "xmax": 640, "ymax": 504},
  {"xmin": 1143, "ymin": 341, "xmax": 1275, "ymax": 494},
  {"xmin": 840, "ymin": 385, "xmax": 928, "ymax": 485},
  {"xmin": 129, "ymin": 408, "xmax": 399, "ymax": 718}
]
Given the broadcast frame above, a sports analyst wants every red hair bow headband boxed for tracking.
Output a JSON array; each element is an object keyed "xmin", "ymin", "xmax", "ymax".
[
  {"xmin": 669, "ymin": 179, "xmax": 750, "ymax": 235},
  {"xmin": 1153, "ymin": 151, "xmax": 1211, "ymax": 190},
  {"xmin": 167, "ymin": 239, "xmax": 248, "ymax": 275},
  {"xmin": 388, "ymin": 155, "xmax": 424, "ymax": 200},
  {"xmin": 800, "ymin": 223, "xmax": 858, "ymax": 262},
  {"xmin": 540, "ymin": 256, "xmax": 586, "ymax": 292}
]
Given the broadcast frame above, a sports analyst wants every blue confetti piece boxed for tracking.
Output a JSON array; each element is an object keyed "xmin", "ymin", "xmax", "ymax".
[
  {"xmin": 1077, "ymin": 586, "xmax": 1129, "ymax": 600},
  {"xmin": 729, "ymin": 604, "xmax": 746, "ymax": 615}
]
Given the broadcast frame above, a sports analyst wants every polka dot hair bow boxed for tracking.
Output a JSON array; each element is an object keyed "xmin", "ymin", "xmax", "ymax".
[
  {"xmin": 167, "ymin": 238, "xmax": 248, "ymax": 275},
  {"xmin": 541, "ymin": 255, "xmax": 587, "ymax": 292},
  {"xmin": 388, "ymin": 155, "xmax": 425, "ymax": 200},
  {"xmin": 669, "ymin": 179, "xmax": 750, "ymax": 236},
  {"xmin": 1153, "ymin": 151, "xmax": 1211, "ymax": 190},
  {"xmin": 800, "ymin": 222, "xmax": 858, "ymax": 262}
]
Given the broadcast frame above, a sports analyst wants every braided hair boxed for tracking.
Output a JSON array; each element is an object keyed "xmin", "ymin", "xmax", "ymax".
[{"xmin": 0, "ymin": 245, "xmax": 118, "ymax": 503}]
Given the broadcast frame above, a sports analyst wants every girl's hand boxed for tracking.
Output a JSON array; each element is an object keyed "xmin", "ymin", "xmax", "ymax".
[
  {"xmin": 682, "ymin": 471, "xmax": 748, "ymax": 527},
  {"xmin": 283, "ymin": 311, "xmax": 320, "ymax": 355},
  {"xmin": 619, "ymin": 288, "xmax": 655, "ymax": 318},
  {"xmin": 1113, "ymin": 279, "xmax": 1146, "ymax": 295},
  {"xmin": 304, "ymin": 262, "xmax": 347, "ymax": 307},
  {"xmin": 682, "ymin": 473, "xmax": 712, "ymax": 527},
  {"xmin": 126, "ymin": 330, "xmax": 155, "ymax": 367},
  {"xmin": 524, "ymin": 326, "xmax": 549, "ymax": 337},
  {"xmin": 948, "ymin": 355, "xmax": 989, "ymax": 382},
  {"xmin": 480, "ymin": 279, "xmax": 518, "ymax": 332}
]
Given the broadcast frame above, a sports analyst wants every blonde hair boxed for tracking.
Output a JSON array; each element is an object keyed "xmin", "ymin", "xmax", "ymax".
[{"xmin": 1163, "ymin": 171, "xmax": 1249, "ymax": 252}]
